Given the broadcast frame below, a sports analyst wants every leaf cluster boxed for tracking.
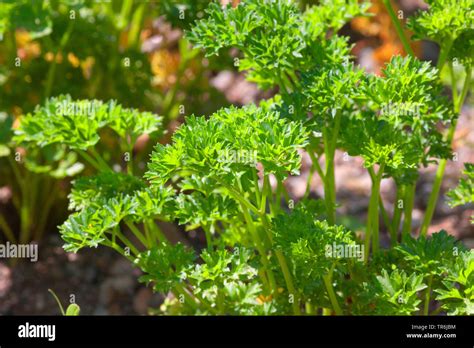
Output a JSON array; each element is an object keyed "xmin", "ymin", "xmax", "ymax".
[
  {"xmin": 447, "ymin": 163, "xmax": 474, "ymax": 208},
  {"xmin": 187, "ymin": 0, "xmax": 367, "ymax": 89},
  {"xmin": 146, "ymin": 104, "xmax": 308, "ymax": 187},
  {"xmin": 14, "ymin": 95, "xmax": 162, "ymax": 151}
]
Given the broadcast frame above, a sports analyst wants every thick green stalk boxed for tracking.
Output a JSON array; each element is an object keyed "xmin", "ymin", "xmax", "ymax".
[
  {"xmin": 19, "ymin": 173, "xmax": 31, "ymax": 244},
  {"xmin": 305, "ymin": 151, "xmax": 325, "ymax": 200},
  {"xmin": 322, "ymin": 308, "xmax": 332, "ymax": 316},
  {"xmin": 420, "ymin": 67, "xmax": 472, "ymax": 236},
  {"xmin": 423, "ymin": 275, "xmax": 434, "ymax": 316},
  {"xmin": 322, "ymin": 265, "xmax": 342, "ymax": 315},
  {"xmin": 173, "ymin": 283, "xmax": 199, "ymax": 311},
  {"xmin": 146, "ymin": 219, "xmax": 166, "ymax": 243},
  {"xmin": 305, "ymin": 301, "xmax": 314, "ymax": 315},
  {"xmin": 241, "ymin": 203, "xmax": 277, "ymax": 295},
  {"xmin": 126, "ymin": 138, "xmax": 134, "ymax": 175},
  {"xmin": 382, "ymin": 0, "xmax": 415, "ymax": 57},
  {"xmin": 128, "ymin": 3, "xmax": 146, "ymax": 50},
  {"xmin": 114, "ymin": 229, "xmax": 139, "ymax": 256},
  {"xmin": 401, "ymin": 183, "xmax": 416, "ymax": 242},
  {"xmin": 391, "ymin": 184, "xmax": 404, "ymax": 244},
  {"xmin": 118, "ymin": 0, "xmax": 134, "ymax": 30},
  {"xmin": 6, "ymin": 155, "xmax": 24, "ymax": 243},
  {"xmin": 203, "ymin": 224, "xmax": 213, "ymax": 251},
  {"xmin": 102, "ymin": 236, "xmax": 135, "ymax": 263},
  {"xmin": 8, "ymin": 29, "xmax": 17, "ymax": 64},
  {"xmin": 0, "ymin": 214, "xmax": 16, "ymax": 243},
  {"xmin": 89, "ymin": 147, "xmax": 113, "ymax": 172},
  {"xmin": 309, "ymin": 151, "xmax": 325, "ymax": 182},
  {"xmin": 35, "ymin": 179, "xmax": 58, "ymax": 240},
  {"xmin": 379, "ymin": 195, "xmax": 395, "ymax": 244},
  {"xmin": 252, "ymin": 169, "xmax": 261, "ymax": 204},
  {"xmin": 322, "ymin": 112, "xmax": 341, "ymax": 225},
  {"xmin": 275, "ymin": 250, "xmax": 300, "ymax": 315},
  {"xmin": 125, "ymin": 220, "xmax": 149, "ymax": 249},
  {"xmin": 366, "ymin": 165, "xmax": 384, "ymax": 258},
  {"xmin": 419, "ymin": 161, "xmax": 446, "ymax": 237},
  {"xmin": 436, "ymin": 39, "xmax": 453, "ymax": 71},
  {"xmin": 29, "ymin": 174, "xmax": 39, "ymax": 231},
  {"xmin": 258, "ymin": 178, "xmax": 300, "ymax": 314},
  {"xmin": 303, "ymin": 164, "xmax": 315, "ymax": 199},
  {"xmin": 44, "ymin": 19, "xmax": 74, "ymax": 98},
  {"xmin": 77, "ymin": 150, "xmax": 102, "ymax": 171},
  {"xmin": 448, "ymin": 61, "xmax": 458, "ymax": 103}
]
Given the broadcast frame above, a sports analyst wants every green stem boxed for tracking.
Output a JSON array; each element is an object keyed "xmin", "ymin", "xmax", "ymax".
[
  {"xmin": 322, "ymin": 265, "xmax": 342, "ymax": 315},
  {"xmin": 89, "ymin": 147, "xmax": 112, "ymax": 172},
  {"xmin": 143, "ymin": 221, "xmax": 152, "ymax": 246},
  {"xmin": 258, "ymin": 177, "xmax": 299, "ymax": 312},
  {"xmin": 203, "ymin": 224, "xmax": 213, "ymax": 251},
  {"xmin": 147, "ymin": 220, "xmax": 166, "ymax": 243},
  {"xmin": 128, "ymin": 3, "xmax": 146, "ymax": 50},
  {"xmin": 126, "ymin": 138, "xmax": 134, "ymax": 175},
  {"xmin": 420, "ymin": 67, "xmax": 471, "ymax": 237},
  {"xmin": 304, "ymin": 151, "xmax": 325, "ymax": 200},
  {"xmin": 241, "ymin": 203, "xmax": 277, "ymax": 295},
  {"xmin": 275, "ymin": 179, "xmax": 286, "ymax": 214},
  {"xmin": 303, "ymin": 164, "xmax": 315, "ymax": 200},
  {"xmin": 391, "ymin": 184, "xmax": 404, "ymax": 244},
  {"xmin": 305, "ymin": 301, "xmax": 314, "ymax": 315},
  {"xmin": 322, "ymin": 112, "xmax": 341, "ymax": 225},
  {"xmin": 0, "ymin": 214, "xmax": 16, "ymax": 243},
  {"xmin": 401, "ymin": 183, "xmax": 416, "ymax": 242},
  {"xmin": 114, "ymin": 229, "xmax": 139, "ymax": 256},
  {"xmin": 28, "ymin": 174, "xmax": 39, "ymax": 236},
  {"xmin": 423, "ymin": 275, "xmax": 433, "ymax": 316},
  {"xmin": 457, "ymin": 68, "xmax": 472, "ymax": 113},
  {"xmin": 436, "ymin": 39, "xmax": 453, "ymax": 71},
  {"xmin": 35, "ymin": 179, "xmax": 58, "ymax": 240},
  {"xmin": 379, "ymin": 194, "xmax": 395, "ymax": 244},
  {"xmin": 7, "ymin": 154, "xmax": 25, "ymax": 194},
  {"xmin": 125, "ymin": 220, "xmax": 148, "ymax": 248},
  {"xmin": 19, "ymin": 173, "xmax": 31, "ymax": 244},
  {"xmin": 419, "ymin": 161, "xmax": 445, "ymax": 238},
  {"xmin": 275, "ymin": 250, "xmax": 300, "ymax": 315},
  {"xmin": 8, "ymin": 29, "xmax": 17, "ymax": 64},
  {"xmin": 308, "ymin": 151, "xmax": 325, "ymax": 183},
  {"xmin": 382, "ymin": 0, "xmax": 415, "ymax": 57},
  {"xmin": 322, "ymin": 308, "xmax": 331, "ymax": 315},
  {"xmin": 174, "ymin": 283, "xmax": 199, "ymax": 311},
  {"xmin": 102, "ymin": 237, "xmax": 135, "ymax": 262},
  {"xmin": 48, "ymin": 289, "xmax": 66, "ymax": 316},
  {"xmin": 77, "ymin": 150, "xmax": 102, "ymax": 171},
  {"xmin": 260, "ymin": 173, "xmax": 268, "ymax": 213},
  {"xmin": 448, "ymin": 60, "xmax": 458, "ymax": 103},
  {"xmin": 276, "ymin": 75, "xmax": 290, "ymax": 95},
  {"xmin": 252, "ymin": 169, "xmax": 261, "ymax": 205},
  {"xmin": 366, "ymin": 165, "xmax": 384, "ymax": 258},
  {"xmin": 118, "ymin": 0, "xmax": 134, "ymax": 30},
  {"xmin": 6, "ymin": 153, "xmax": 24, "ymax": 211},
  {"xmin": 44, "ymin": 19, "xmax": 74, "ymax": 98}
]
